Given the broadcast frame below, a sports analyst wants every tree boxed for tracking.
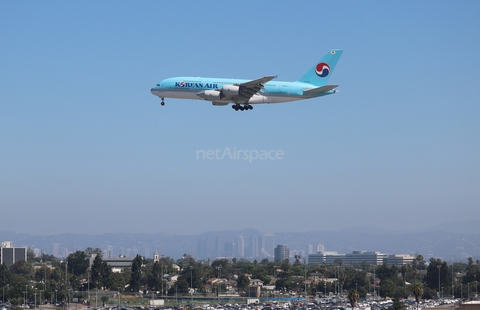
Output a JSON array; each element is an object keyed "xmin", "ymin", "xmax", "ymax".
[
  {"xmin": 67, "ymin": 251, "xmax": 89, "ymax": 276},
  {"xmin": 412, "ymin": 282, "xmax": 424, "ymax": 310},
  {"xmin": 293, "ymin": 255, "xmax": 302, "ymax": 266},
  {"xmin": 347, "ymin": 289, "xmax": 359, "ymax": 309},
  {"xmin": 388, "ymin": 298, "xmax": 406, "ymax": 310},
  {"xmin": 425, "ymin": 258, "xmax": 451, "ymax": 292},
  {"xmin": 91, "ymin": 254, "xmax": 111, "ymax": 289},
  {"xmin": 100, "ymin": 296, "xmax": 109, "ymax": 306},
  {"xmin": 9, "ymin": 259, "xmax": 34, "ymax": 279},
  {"xmin": 108, "ymin": 271, "xmax": 127, "ymax": 291},
  {"xmin": 237, "ymin": 274, "xmax": 250, "ymax": 290},
  {"xmin": 376, "ymin": 264, "xmax": 399, "ymax": 284},
  {"xmin": 85, "ymin": 248, "xmax": 103, "ymax": 258},
  {"xmin": 357, "ymin": 286, "xmax": 368, "ymax": 298},
  {"xmin": 380, "ymin": 279, "xmax": 396, "ymax": 299},
  {"xmin": 130, "ymin": 255, "xmax": 143, "ymax": 293}
]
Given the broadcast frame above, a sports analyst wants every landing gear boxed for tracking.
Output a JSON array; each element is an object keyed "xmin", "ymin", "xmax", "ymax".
[
  {"xmin": 160, "ymin": 98, "xmax": 165, "ymax": 106},
  {"xmin": 232, "ymin": 104, "xmax": 253, "ymax": 111}
]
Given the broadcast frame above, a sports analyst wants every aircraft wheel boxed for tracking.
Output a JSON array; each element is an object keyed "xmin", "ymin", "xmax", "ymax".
[
  {"xmin": 232, "ymin": 105, "xmax": 236, "ymax": 109},
  {"xmin": 234, "ymin": 106, "xmax": 239, "ymax": 111},
  {"xmin": 161, "ymin": 101, "xmax": 165, "ymax": 106},
  {"xmin": 240, "ymin": 106, "xmax": 245, "ymax": 111}
]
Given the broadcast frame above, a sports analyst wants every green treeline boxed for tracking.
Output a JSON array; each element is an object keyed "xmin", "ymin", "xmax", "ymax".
[{"xmin": 2, "ymin": 250, "xmax": 480, "ymax": 306}]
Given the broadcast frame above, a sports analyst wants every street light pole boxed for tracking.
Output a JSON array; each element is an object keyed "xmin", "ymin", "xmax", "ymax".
[
  {"xmin": 117, "ymin": 287, "xmax": 120, "ymax": 308},
  {"xmin": 87, "ymin": 268, "xmax": 90, "ymax": 302},
  {"xmin": 452, "ymin": 265, "xmax": 454, "ymax": 298},
  {"xmin": 304, "ymin": 258, "xmax": 307, "ymax": 299},
  {"xmin": 475, "ymin": 274, "xmax": 477, "ymax": 297},
  {"xmin": 216, "ymin": 265, "xmax": 221, "ymax": 303},
  {"xmin": 437, "ymin": 265, "xmax": 441, "ymax": 299},
  {"xmin": 160, "ymin": 255, "xmax": 164, "ymax": 297},
  {"xmin": 190, "ymin": 267, "xmax": 193, "ymax": 306}
]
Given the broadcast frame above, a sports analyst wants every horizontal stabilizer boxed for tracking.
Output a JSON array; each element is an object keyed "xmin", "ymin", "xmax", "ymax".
[{"xmin": 303, "ymin": 84, "xmax": 338, "ymax": 95}]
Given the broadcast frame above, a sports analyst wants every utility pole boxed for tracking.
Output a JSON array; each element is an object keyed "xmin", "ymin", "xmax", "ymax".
[
  {"xmin": 190, "ymin": 266, "xmax": 194, "ymax": 306},
  {"xmin": 216, "ymin": 265, "xmax": 222, "ymax": 302},
  {"xmin": 452, "ymin": 264, "xmax": 454, "ymax": 298},
  {"xmin": 437, "ymin": 265, "xmax": 441, "ymax": 299},
  {"xmin": 161, "ymin": 255, "xmax": 164, "ymax": 297},
  {"xmin": 117, "ymin": 288, "xmax": 120, "ymax": 308},
  {"xmin": 304, "ymin": 258, "xmax": 307, "ymax": 298},
  {"xmin": 475, "ymin": 274, "xmax": 477, "ymax": 297}
]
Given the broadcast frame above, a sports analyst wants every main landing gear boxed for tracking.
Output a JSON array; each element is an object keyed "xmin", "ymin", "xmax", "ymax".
[
  {"xmin": 232, "ymin": 104, "xmax": 253, "ymax": 111},
  {"xmin": 160, "ymin": 98, "xmax": 165, "ymax": 106}
]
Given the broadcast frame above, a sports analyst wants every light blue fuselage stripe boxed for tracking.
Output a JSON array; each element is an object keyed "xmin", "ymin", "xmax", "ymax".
[{"xmin": 152, "ymin": 77, "xmax": 331, "ymax": 99}]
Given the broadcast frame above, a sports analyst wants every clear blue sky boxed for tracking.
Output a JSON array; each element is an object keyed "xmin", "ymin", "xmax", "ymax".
[{"xmin": 1, "ymin": 1, "xmax": 479, "ymax": 235}]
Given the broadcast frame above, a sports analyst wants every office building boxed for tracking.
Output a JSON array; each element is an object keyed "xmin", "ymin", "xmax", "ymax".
[{"xmin": 274, "ymin": 244, "xmax": 289, "ymax": 262}]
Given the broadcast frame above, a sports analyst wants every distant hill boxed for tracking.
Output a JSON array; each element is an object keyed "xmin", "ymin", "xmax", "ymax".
[{"xmin": 1, "ymin": 220, "xmax": 480, "ymax": 262}]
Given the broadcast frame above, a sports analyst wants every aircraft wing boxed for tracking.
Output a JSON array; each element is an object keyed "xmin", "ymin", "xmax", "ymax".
[{"xmin": 232, "ymin": 75, "xmax": 276, "ymax": 103}]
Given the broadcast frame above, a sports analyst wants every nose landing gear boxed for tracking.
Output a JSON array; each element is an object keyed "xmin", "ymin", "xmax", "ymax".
[{"xmin": 160, "ymin": 98, "xmax": 165, "ymax": 106}]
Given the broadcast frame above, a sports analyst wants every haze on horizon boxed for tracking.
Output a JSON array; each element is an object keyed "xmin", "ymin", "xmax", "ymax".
[{"xmin": 1, "ymin": 1, "xmax": 479, "ymax": 236}]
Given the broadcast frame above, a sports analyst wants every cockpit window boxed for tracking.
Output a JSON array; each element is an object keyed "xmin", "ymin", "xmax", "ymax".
[{"xmin": 156, "ymin": 84, "xmax": 160, "ymax": 86}]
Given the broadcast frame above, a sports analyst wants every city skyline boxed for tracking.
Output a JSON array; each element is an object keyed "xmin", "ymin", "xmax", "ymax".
[{"xmin": 3, "ymin": 217, "xmax": 480, "ymax": 262}]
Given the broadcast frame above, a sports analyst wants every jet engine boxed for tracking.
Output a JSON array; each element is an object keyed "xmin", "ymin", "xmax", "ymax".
[
  {"xmin": 202, "ymin": 90, "xmax": 222, "ymax": 101},
  {"xmin": 222, "ymin": 85, "xmax": 240, "ymax": 97}
]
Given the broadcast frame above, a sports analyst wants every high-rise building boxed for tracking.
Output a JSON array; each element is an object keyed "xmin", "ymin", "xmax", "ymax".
[
  {"xmin": 250, "ymin": 235, "xmax": 259, "ymax": 258},
  {"xmin": 53, "ymin": 243, "xmax": 59, "ymax": 257},
  {"xmin": 317, "ymin": 244, "xmax": 325, "ymax": 253},
  {"xmin": 308, "ymin": 250, "xmax": 389, "ymax": 265},
  {"xmin": 1, "ymin": 242, "xmax": 27, "ymax": 268},
  {"xmin": 224, "ymin": 242, "xmax": 235, "ymax": 257},
  {"xmin": 308, "ymin": 244, "xmax": 314, "ymax": 255},
  {"xmin": 274, "ymin": 244, "xmax": 289, "ymax": 262},
  {"xmin": 262, "ymin": 234, "xmax": 275, "ymax": 258},
  {"xmin": 197, "ymin": 238, "xmax": 208, "ymax": 260},
  {"xmin": 215, "ymin": 236, "xmax": 224, "ymax": 257},
  {"xmin": 237, "ymin": 236, "xmax": 245, "ymax": 258},
  {"xmin": 1, "ymin": 242, "xmax": 13, "ymax": 248}
]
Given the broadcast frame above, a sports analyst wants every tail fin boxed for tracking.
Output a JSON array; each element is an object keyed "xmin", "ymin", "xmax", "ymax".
[{"xmin": 296, "ymin": 49, "xmax": 343, "ymax": 86}]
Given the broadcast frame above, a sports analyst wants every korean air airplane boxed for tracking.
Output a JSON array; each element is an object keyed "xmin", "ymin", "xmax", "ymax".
[{"xmin": 150, "ymin": 49, "xmax": 343, "ymax": 111}]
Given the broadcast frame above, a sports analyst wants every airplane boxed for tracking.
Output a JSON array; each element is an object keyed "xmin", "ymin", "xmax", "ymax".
[{"xmin": 150, "ymin": 49, "xmax": 343, "ymax": 111}]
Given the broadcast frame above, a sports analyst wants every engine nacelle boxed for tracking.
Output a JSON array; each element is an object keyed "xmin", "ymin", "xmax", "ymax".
[
  {"xmin": 203, "ymin": 90, "xmax": 222, "ymax": 101},
  {"xmin": 222, "ymin": 85, "xmax": 240, "ymax": 97}
]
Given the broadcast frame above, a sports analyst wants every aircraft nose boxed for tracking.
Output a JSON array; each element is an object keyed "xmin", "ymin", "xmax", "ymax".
[{"xmin": 151, "ymin": 87, "xmax": 160, "ymax": 96}]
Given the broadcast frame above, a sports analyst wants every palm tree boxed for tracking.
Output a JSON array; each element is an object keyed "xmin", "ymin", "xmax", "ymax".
[
  {"xmin": 412, "ymin": 282, "xmax": 424, "ymax": 310},
  {"xmin": 348, "ymin": 289, "xmax": 359, "ymax": 310}
]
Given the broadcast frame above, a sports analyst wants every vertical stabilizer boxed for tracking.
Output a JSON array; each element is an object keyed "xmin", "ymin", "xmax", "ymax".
[{"xmin": 297, "ymin": 49, "xmax": 343, "ymax": 86}]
